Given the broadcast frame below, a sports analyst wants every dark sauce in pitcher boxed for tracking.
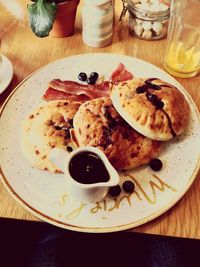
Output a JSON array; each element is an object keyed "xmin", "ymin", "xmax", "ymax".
[{"xmin": 69, "ymin": 151, "xmax": 110, "ymax": 184}]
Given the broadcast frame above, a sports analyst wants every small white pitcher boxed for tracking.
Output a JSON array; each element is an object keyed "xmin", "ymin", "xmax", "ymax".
[{"xmin": 49, "ymin": 146, "xmax": 119, "ymax": 203}]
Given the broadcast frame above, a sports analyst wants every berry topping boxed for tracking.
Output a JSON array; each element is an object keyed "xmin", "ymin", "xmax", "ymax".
[
  {"xmin": 149, "ymin": 158, "xmax": 163, "ymax": 171},
  {"xmin": 108, "ymin": 185, "xmax": 121, "ymax": 197},
  {"xmin": 146, "ymin": 93, "xmax": 158, "ymax": 103},
  {"xmin": 87, "ymin": 77, "xmax": 96, "ymax": 85},
  {"xmin": 122, "ymin": 180, "xmax": 135, "ymax": 194},
  {"xmin": 90, "ymin": 72, "xmax": 99, "ymax": 81},
  {"xmin": 54, "ymin": 125, "xmax": 62, "ymax": 130},
  {"xmin": 146, "ymin": 94, "xmax": 164, "ymax": 109},
  {"xmin": 155, "ymin": 100, "xmax": 164, "ymax": 109},
  {"xmin": 67, "ymin": 146, "xmax": 73, "ymax": 152},
  {"xmin": 78, "ymin": 72, "xmax": 87, "ymax": 82},
  {"xmin": 67, "ymin": 119, "xmax": 74, "ymax": 127}
]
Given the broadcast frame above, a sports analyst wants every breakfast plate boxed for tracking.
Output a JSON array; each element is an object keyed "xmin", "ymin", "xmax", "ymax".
[
  {"xmin": 0, "ymin": 53, "xmax": 200, "ymax": 232},
  {"xmin": 0, "ymin": 54, "xmax": 13, "ymax": 94}
]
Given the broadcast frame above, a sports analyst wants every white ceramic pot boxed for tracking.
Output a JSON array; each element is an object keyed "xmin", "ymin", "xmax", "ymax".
[{"xmin": 49, "ymin": 146, "xmax": 119, "ymax": 203}]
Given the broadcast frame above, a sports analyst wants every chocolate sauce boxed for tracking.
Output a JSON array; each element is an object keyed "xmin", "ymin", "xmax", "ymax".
[
  {"xmin": 148, "ymin": 83, "xmax": 161, "ymax": 90},
  {"xmin": 162, "ymin": 110, "xmax": 177, "ymax": 137},
  {"xmin": 146, "ymin": 93, "xmax": 164, "ymax": 109},
  {"xmin": 135, "ymin": 78, "xmax": 161, "ymax": 95},
  {"xmin": 135, "ymin": 79, "xmax": 165, "ymax": 109},
  {"xmin": 69, "ymin": 151, "xmax": 110, "ymax": 184},
  {"xmin": 136, "ymin": 84, "xmax": 148, "ymax": 93},
  {"xmin": 155, "ymin": 100, "xmax": 164, "ymax": 110},
  {"xmin": 158, "ymin": 84, "xmax": 172, "ymax": 88},
  {"xmin": 54, "ymin": 125, "xmax": 62, "ymax": 130},
  {"xmin": 67, "ymin": 119, "xmax": 74, "ymax": 128},
  {"xmin": 145, "ymin": 79, "xmax": 161, "ymax": 90},
  {"xmin": 145, "ymin": 78, "xmax": 158, "ymax": 83},
  {"xmin": 135, "ymin": 78, "xmax": 175, "ymax": 136},
  {"xmin": 145, "ymin": 78, "xmax": 172, "ymax": 89}
]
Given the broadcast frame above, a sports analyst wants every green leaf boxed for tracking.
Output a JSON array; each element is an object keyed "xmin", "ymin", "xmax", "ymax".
[{"xmin": 28, "ymin": 0, "xmax": 57, "ymax": 38}]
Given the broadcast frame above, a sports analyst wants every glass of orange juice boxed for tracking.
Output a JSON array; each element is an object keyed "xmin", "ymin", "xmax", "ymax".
[
  {"xmin": 164, "ymin": 0, "xmax": 200, "ymax": 78},
  {"xmin": 0, "ymin": 39, "xmax": 2, "ymax": 69}
]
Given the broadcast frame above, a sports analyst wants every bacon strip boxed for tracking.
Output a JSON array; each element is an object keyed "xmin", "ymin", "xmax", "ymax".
[
  {"xmin": 44, "ymin": 79, "xmax": 110, "ymax": 101},
  {"xmin": 111, "ymin": 63, "xmax": 133, "ymax": 83},
  {"xmin": 43, "ymin": 63, "xmax": 134, "ymax": 102},
  {"xmin": 43, "ymin": 88, "xmax": 90, "ymax": 102}
]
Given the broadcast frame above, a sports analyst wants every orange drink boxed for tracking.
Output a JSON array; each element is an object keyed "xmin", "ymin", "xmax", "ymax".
[{"xmin": 164, "ymin": 0, "xmax": 200, "ymax": 78}]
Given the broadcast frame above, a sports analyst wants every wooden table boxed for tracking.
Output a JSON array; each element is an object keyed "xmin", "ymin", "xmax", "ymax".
[{"xmin": 0, "ymin": 0, "xmax": 200, "ymax": 239}]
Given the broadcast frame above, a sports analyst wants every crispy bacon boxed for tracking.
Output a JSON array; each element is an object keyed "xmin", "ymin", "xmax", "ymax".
[
  {"xmin": 49, "ymin": 79, "xmax": 110, "ymax": 98},
  {"xmin": 43, "ymin": 63, "xmax": 134, "ymax": 102},
  {"xmin": 111, "ymin": 63, "xmax": 133, "ymax": 83},
  {"xmin": 43, "ymin": 88, "xmax": 90, "ymax": 102},
  {"xmin": 43, "ymin": 79, "xmax": 110, "ymax": 102}
]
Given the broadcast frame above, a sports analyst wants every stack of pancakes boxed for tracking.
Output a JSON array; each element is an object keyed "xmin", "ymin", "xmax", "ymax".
[{"xmin": 20, "ymin": 78, "xmax": 190, "ymax": 173}]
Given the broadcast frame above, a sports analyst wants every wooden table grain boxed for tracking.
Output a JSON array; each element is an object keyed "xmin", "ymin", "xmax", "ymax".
[{"xmin": 0, "ymin": 0, "xmax": 200, "ymax": 239}]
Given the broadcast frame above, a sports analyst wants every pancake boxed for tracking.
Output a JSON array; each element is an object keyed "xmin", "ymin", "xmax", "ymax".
[
  {"xmin": 110, "ymin": 78, "xmax": 190, "ymax": 141},
  {"xmin": 20, "ymin": 100, "xmax": 81, "ymax": 173},
  {"xmin": 73, "ymin": 97, "xmax": 161, "ymax": 170}
]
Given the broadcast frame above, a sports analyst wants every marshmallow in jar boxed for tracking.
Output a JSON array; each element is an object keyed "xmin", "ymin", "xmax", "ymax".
[
  {"xmin": 82, "ymin": 0, "xmax": 114, "ymax": 47},
  {"xmin": 127, "ymin": 0, "xmax": 171, "ymax": 40}
]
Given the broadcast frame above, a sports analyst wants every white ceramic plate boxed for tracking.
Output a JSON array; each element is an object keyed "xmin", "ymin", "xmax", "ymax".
[
  {"xmin": 0, "ymin": 54, "xmax": 13, "ymax": 94},
  {"xmin": 0, "ymin": 53, "xmax": 200, "ymax": 233}
]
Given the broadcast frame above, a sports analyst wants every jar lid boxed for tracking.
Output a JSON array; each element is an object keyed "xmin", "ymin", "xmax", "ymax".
[
  {"xmin": 83, "ymin": 0, "xmax": 112, "ymax": 6},
  {"xmin": 127, "ymin": 0, "xmax": 170, "ymax": 20}
]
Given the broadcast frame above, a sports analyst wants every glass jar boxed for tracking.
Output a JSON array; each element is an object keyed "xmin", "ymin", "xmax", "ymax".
[
  {"xmin": 0, "ymin": 39, "xmax": 2, "ymax": 72},
  {"xmin": 127, "ymin": 0, "xmax": 170, "ymax": 40},
  {"xmin": 164, "ymin": 0, "xmax": 200, "ymax": 78}
]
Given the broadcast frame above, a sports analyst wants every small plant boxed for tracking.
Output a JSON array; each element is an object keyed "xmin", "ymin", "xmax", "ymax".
[{"xmin": 27, "ymin": 0, "xmax": 66, "ymax": 37}]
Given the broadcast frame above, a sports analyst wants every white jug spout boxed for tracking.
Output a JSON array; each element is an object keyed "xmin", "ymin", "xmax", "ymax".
[{"xmin": 48, "ymin": 148, "xmax": 69, "ymax": 172}]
